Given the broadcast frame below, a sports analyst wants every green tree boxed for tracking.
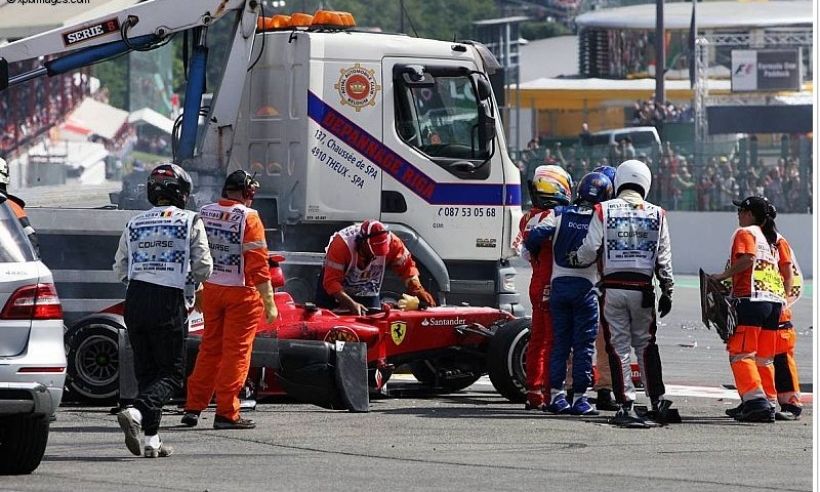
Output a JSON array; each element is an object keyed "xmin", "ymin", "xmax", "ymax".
[{"xmin": 92, "ymin": 56, "xmax": 129, "ymax": 109}]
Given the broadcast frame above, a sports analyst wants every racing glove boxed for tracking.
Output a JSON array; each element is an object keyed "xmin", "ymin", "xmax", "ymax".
[
  {"xmin": 406, "ymin": 276, "xmax": 436, "ymax": 307},
  {"xmin": 658, "ymin": 293, "xmax": 672, "ymax": 318},
  {"xmin": 397, "ymin": 294, "xmax": 420, "ymax": 311},
  {"xmin": 256, "ymin": 280, "xmax": 279, "ymax": 324}
]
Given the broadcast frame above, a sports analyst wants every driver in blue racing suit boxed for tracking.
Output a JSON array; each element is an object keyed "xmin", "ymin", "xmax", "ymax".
[{"xmin": 525, "ymin": 171, "xmax": 614, "ymax": 416}]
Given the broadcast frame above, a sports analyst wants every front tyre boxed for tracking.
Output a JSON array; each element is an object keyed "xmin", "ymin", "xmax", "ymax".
[{"xmin": 486, "ymin": 318, "xmax": 530, "ymax": 403}]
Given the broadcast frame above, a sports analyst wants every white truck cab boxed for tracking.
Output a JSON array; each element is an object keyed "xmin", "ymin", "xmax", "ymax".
[{"xmin": 230, "ymin": 29, "xmax": 522, "ymax": 310}]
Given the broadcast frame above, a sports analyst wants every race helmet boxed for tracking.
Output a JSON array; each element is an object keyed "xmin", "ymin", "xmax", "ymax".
[
  {"xmin": 614, "ymin": 159, "xmax": 652, "ymax": 198},
  {"xmin": 0, "ymin": 157, "xmax": 9, "ymax": 186},
  {"xmin": 592, "ymin": 165, "xmax": 616, "ymax": 184},
  {"xmin": 358, "ymin": 220, "xmax": 390, "ymax": 256},
  {"xmin": 576, "ymin": 171, "xmax": 613, "ymax": 205},
  {"xmin": 531, "ymin": 165, "xmax": 572, "ymax": 208},
  {"xmin": 222, "ymin": 169, "xmax": 260, "ymax": 200},
  {"xmin": 146, "ymin": 163, "xmax": 192, "ymax": 208}
]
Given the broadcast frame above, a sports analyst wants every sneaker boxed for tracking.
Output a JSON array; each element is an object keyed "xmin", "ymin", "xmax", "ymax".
[
  {"xmin": 611, "ymin": 404, "xmax": 651, "ymax": 429},
  {"xmin": 523, "ymin": 401, "xmax": 547, "ymax": 411},
  {"xmin": 725, "ymin": 402, "xmax": 744, "ymax": 419},
  {"xmin": 213, "ymin": 415, "xmax": 256, "ymax": 430},
  {"xmin": 596, "ymin": 389, "xmax": 619, "ymax": 411},
  {"xmin": 775, "ymin": 410, "xmax": 798, "ymax": 421},
  {"xmin": 736, "ymin": 399, "xmax": 775, "ymax": 423},
  {"xmin": 181, "ymin": 411, "xmax": 200, "ymax": 427},
  {"xmin": 546, "ymin": 394, "xmax": 572, "ymax": 415},
  {"xmin": 570, "ymin": 396, "xmax": 599, "ymax": 416},
  {"xmin": 144, "ymin": 442, "xmax": 174, "ymax": 458},
  {"xmin": 116, "ymin": 409, "xmax": 142, "ymax": 456}
]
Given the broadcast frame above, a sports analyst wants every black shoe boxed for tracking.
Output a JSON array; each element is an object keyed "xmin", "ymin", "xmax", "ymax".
[
  {"xmin": 725, "ymin": 402, "xmax": 744, "ymax": 419},
  {"xmin": 596, "ymin": 389, "xmax": 619, "ymax": 411},
  {"xmin": 650, "ymin": 399, "xmax": 679, "ymax": 424},
  {"xmin": 611, "ymin": 404, "xmax": 651, "ymax": 429},
  {"xmin": 736, "ymin": 399, "xmax": 775, "ymax": 423},
  {"xmin": 775, "ymin": 410, "xmax": 798, "ymax": 421},
  {"xmin": 181, "ymin": 411, "xmax": 200, "ymax": 427},
  {"xmin": 780, "ymin": 403, "xmax": 802, "ymax": 419},
  {"xmin": 213, "ymin": 415, "xmax": 256, "ymax": 430}
]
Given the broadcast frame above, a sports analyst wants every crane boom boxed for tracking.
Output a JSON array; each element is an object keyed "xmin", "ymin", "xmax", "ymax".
[{"xmin": 0, "ymin": 0, "xmax": 261, "ymax": 200}]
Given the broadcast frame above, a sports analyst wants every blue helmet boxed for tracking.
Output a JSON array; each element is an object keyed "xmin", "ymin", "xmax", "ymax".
[
  {"xmin": 592, "ymin": 165, "xmax": 616, "ymax": 184},
  {"xmin": 576, "ymin": 171, "xmax": 614, "ymax": 205}
]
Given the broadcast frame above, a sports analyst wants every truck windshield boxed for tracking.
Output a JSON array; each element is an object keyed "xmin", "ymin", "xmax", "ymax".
[{"xmin": 396, "ymin": 75, "xmax": 491, "ymax": 164}]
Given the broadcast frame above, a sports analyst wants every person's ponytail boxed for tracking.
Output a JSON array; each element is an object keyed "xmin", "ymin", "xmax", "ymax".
[{"xmin": 760, "ymin": 216, "xmax": 778, "ymax": 246}]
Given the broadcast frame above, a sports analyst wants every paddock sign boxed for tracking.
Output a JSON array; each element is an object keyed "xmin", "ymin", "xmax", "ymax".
[{"xmin": 731, "ymin": 49, "xmax": 802, "ymax": 92}]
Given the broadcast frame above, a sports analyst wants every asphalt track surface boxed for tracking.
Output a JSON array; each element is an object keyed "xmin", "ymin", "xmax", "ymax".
[{"xmin": 4, "ymin": 260, "xmax": 814, "ymax": 491}]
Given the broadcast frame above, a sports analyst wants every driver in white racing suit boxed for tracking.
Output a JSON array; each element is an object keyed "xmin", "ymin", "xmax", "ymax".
[{"xmin": 571, "ymin": 160, "xmax": 675, "ymax": 427}]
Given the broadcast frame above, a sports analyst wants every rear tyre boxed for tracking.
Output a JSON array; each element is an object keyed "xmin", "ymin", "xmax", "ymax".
[
  {"xmin": 486, "ymin": 318, "xmax": 531, "ymax": 403},
  {"xmin": 65, "ymin": 319, "xmax": 123, "ymax": 403},
  {"xmin": 409, "ymin": 358, "xmax": 483, "ymax": 393},
  {"xmin": 0, "ymin": 415, "xmax": 49, "ymax": 475}
]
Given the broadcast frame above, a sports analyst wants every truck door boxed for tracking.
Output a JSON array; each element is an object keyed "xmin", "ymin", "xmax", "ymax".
[{"xmin": 380, "ymin": 58, "xmax": 508, "ymax": 262}]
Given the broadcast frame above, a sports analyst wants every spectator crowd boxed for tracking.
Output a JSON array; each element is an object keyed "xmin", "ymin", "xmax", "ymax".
[{"xmin": 518, "ymin": 137, "xmax": 812, "ymax": 214}]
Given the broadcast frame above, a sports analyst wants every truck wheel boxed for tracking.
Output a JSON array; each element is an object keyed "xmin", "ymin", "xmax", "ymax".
[
  {"xmin": 0, "ymin": 415, "xmax": 49, "ymax": 475},
  {"xmin": 65, "ymin": 319, "xmax": 123, "ymax": 402},
  {"xmin": 486, "ymin": 318, "xmax": 530, "ymax": 403},
  {"xmin": 409, "ymin": 359, "xmax": 483, "ymax": 392}
]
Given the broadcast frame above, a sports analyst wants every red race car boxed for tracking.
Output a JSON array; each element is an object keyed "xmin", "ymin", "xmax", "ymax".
[{"xmin": 64, "ymin": 255, "xmax": 641, "ymax": 410}]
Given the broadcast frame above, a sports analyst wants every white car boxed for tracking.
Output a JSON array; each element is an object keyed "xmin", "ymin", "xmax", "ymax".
[{"xmin": 0, "ymin": 199, "xmax": 65, "ymax": 475}]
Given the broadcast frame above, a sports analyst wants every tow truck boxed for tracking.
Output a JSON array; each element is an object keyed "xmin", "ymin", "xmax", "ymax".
[{"xmin": 0, "ymin": 0, "xmax": 526, "ymax": 401}]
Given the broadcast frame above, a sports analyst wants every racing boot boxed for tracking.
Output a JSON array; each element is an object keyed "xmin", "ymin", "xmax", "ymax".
[
  {"xmin": 181, "ymin": 411, "xmax": 200, "ymax": 427},
  {"xmin": 611, "ymin": 402, "xmax": 651, "ymax": 429},
  {"xmin": 595, "ymin": 389, "xmax": 619, "ymax": 411},
  {"xmin": 524, "ymin": 392, "xmax": 547, "ymax": 412},
  {"xmin": 736, "ymin": 398, "xmax": 775, "ymax": 423},
  {"xmin": 546, "ymin": 393, "xmax": 572, "ymax": 415},
  {"xmin": 570, "ymin": 396, "xmax": 599, "ymax": 416},
  {"xmin": 650, "ymin": 398, "xmax": 680, "ymax": 424},
  {"xmin": 213, "ymin": 415, "xmax": 256, "ymax": 430},
  {"xmin": 725, "ymin": 402, "xmax": 744, "ymax": 419}
]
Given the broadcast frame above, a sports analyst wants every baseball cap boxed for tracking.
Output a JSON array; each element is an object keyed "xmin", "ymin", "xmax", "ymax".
[
  {"xmin": 360, "ymin": 220, "xmax": 390, "ymax": 256},
  {"xmin": 732, "ymin": 196, "xmax": 769, "ymax": 217}
]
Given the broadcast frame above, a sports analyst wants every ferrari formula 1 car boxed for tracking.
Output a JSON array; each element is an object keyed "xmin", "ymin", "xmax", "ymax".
[{"xmin": 63, "ymin": 255, "xmax": 641, "ymax": 410}]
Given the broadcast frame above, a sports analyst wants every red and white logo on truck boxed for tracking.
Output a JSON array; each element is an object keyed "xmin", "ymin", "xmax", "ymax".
[{"xmin": 335, "ymin": 64, "xmax": 381, "ymax": 112}]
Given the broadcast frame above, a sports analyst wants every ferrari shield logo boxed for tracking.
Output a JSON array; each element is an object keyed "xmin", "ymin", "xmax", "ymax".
[{"xmin": 390, "ymin": 321, "xmax": 407, "ymax": 346}]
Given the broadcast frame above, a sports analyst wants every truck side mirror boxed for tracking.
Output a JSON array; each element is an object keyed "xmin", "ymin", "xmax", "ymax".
[
  {"xmin": 475, "ymin": 76, "xmax": 492, "ymax": 101},
  {"xmin": 0, "ymin": 58, "xmax": 8, "ymax": 92}
]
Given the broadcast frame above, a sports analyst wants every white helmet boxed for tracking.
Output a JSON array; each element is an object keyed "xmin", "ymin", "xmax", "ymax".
[
  {"xmin": 614, "ymin": 159, "xmax": 651, "ymax": 198},
  {"xmin": 0, "ymin": 158, "xmax": 9, "ymax": 186}
]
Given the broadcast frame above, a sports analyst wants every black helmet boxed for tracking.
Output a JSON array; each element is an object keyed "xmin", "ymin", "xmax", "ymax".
[
  {"xmin": 221, "ymin": 170, "xmax": 260, "ymax": 200},
  {"xmin": 147, "ymin": 163, "xmax": 192, "ymax": 208}
]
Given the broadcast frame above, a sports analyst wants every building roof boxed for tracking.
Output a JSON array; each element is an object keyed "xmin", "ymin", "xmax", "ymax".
[
  {"xmin": 519, "ymin": 36, "xmax": 578, "ymax": 81},
  {"xmin": 63, "ymin": 97, "xmax": 128, "ymax": 140},
  {"xmin": 128, "ymin": 107, "xmax": 173, "ymax": 134},
  {"xmin": 575, "ymin": 1, "xmax": 812, "ymax": 31},
  {"xmin": 0, "ymin": 0, "xmax": 139, "ymax": 40}
]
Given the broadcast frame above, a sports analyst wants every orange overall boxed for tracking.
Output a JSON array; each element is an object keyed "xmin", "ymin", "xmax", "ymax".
[
  {"xmin": 774, "ymin": 236, "xmax": 801, "ymax": 408},
  {"xmin": 185, "ymin": 199, "xmax": 270, "ymax": 421},
  {"xmin": 726, "ymin": 227, "xmax": 783, "ymax": 403}
]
